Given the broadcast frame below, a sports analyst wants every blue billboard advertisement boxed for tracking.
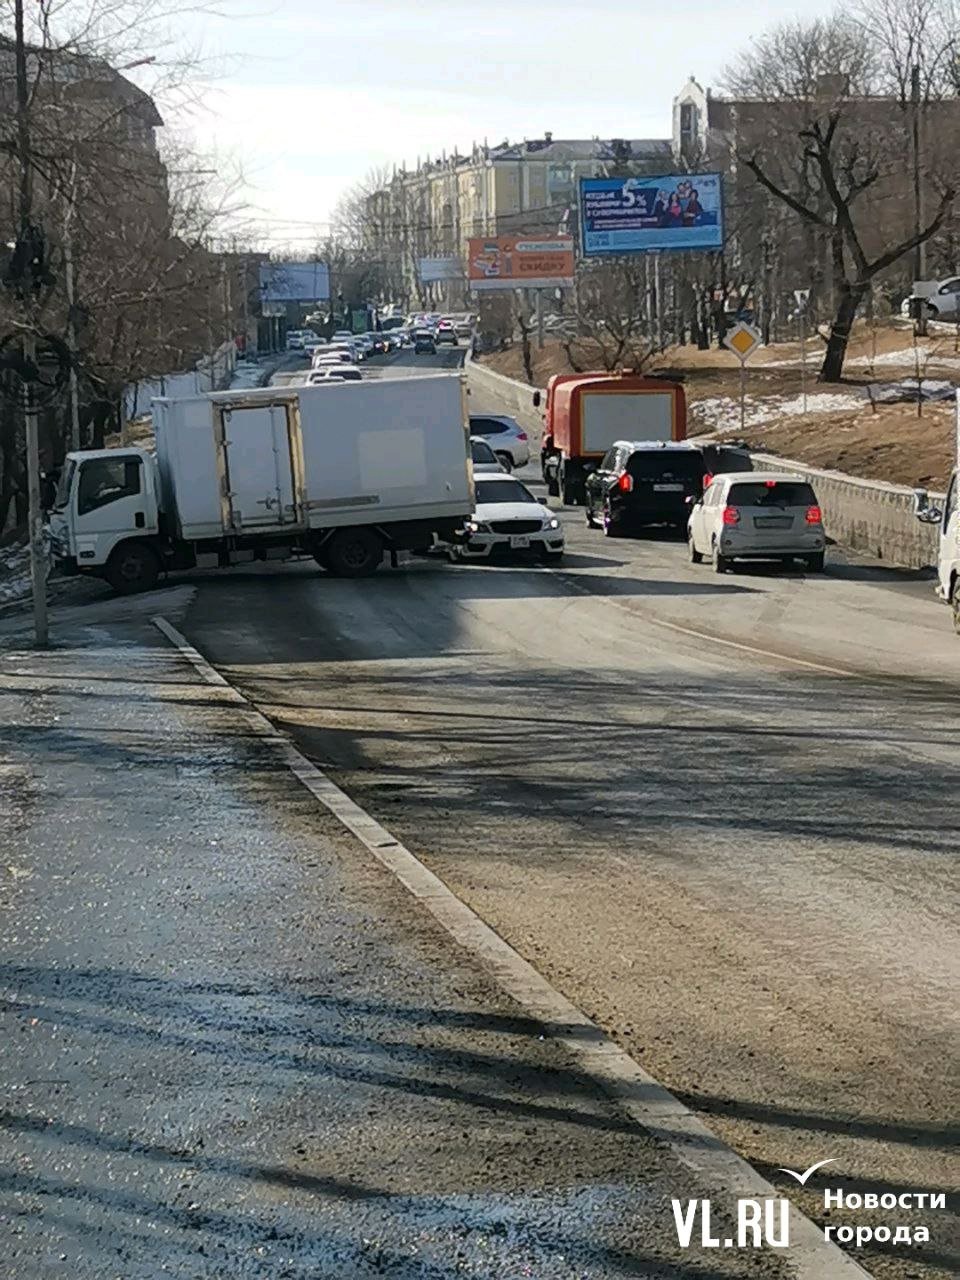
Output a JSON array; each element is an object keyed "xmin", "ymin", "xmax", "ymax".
[{"xmin": 579, "ymin": 172, "xmax": 723, "ymax": 256}]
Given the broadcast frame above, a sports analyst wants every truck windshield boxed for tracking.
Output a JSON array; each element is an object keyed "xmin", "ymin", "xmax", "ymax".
[{"xmin": 53, "ymin": 459, "xmax": 75, "ymax": 510}]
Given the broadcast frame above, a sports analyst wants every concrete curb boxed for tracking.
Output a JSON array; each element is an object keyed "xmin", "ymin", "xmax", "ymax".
[{"xmin": 153, "ymin": 612, "xmax": 873, "ymax": 1280}]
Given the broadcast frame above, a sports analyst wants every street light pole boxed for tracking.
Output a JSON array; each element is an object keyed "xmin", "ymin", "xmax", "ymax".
[
  {"xmin": 14, "ymin": 0, "xmax": 48, "ymax": 646},
  {"xmin": 912, "ymin": 64, "xmax": 928, "ymax": 337}
]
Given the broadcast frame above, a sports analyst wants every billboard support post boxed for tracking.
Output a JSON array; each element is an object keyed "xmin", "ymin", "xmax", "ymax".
[
  {"xmin": 654, "ymin": 253, "xmax": 663, "ymax": 352},
  {"xmin": 537, "ymin": 289, "xmax": 544, "ymax": 349}
]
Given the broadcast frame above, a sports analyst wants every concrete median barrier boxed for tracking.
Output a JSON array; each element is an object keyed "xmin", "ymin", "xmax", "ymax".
[
  {"xmin": 465, "ymin": 354, "xmax": 942, "ymax": 570},
  {"xmin": 752, "ymin": 453, "xmax": 942, "ymax": 570},
  {"xmin": 465, "ymin": 353, "xmax": 544, "ymax": 444}
]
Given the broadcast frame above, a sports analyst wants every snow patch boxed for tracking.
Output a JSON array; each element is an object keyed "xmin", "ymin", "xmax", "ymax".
[
  {"xmin": 691, "ymin": 389, "xmax": 865, "ymax": 435},
  {"xmin": 0, "ymin": 543, "xmax": 31, "ymax": 604}
]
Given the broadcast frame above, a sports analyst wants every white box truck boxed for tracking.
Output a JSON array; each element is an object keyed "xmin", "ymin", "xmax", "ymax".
[{"xmin": 48, "ymin": 374, "xmax": 473, "ymax": 592}]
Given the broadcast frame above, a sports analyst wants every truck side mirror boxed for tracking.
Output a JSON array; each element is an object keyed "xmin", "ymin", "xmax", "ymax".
[{"xmin": 532, "ymin": 390, "xmax": 541, "ymax": 408}]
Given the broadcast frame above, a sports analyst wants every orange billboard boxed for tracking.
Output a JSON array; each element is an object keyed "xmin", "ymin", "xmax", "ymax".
[{"xmin": 467, "ymin": 234, "xmax": 575, "ymax": 291}]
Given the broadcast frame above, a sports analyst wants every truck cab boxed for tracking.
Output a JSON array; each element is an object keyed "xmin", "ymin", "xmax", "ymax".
[
  {"xmin": 48, "ymin": 448, "xmax": 163, "ymax": 592},
  {"xmin": 915, "ymin": 472, "xmax": 960, "ymax": 629}
]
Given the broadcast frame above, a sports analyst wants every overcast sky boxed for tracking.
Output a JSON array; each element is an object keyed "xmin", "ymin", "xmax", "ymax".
[{"xmin": 180, "ymin": 0, "xmax": 835, "ymax": 248}]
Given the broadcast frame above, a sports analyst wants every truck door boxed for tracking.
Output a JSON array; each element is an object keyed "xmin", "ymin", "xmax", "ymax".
[{"xmin": 221, "ymin": 405, "xmax": 295, "ymax": 530}]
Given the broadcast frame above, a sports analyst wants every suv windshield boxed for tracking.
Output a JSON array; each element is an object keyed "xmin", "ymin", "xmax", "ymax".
[
  {"xmin": 728, "ymin": 480, "xmax": 817, "ymax": 506},
  {"xmin": 627, "ymin": 450, "xmax": 704, "ymax": 478},
  {"xmin": 476, "ymin": 480, "xmax": 537, "ymax": 504}
]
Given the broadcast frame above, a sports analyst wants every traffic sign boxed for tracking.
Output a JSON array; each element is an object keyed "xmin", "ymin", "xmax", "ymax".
[{"xmin": 723, "ymin": 321, "xmax": 762, "ymax": 363}]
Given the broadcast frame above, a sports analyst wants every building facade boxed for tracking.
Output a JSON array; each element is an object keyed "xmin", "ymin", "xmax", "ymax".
[{"xmin": 367, "ymin": 135, "xmax": 672, "ymax": 307}]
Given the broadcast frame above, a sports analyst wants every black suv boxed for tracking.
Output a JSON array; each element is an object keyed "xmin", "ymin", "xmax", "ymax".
[{"xmin": 585, "ymin": 441, "xmax": 753, "ymax": 535}]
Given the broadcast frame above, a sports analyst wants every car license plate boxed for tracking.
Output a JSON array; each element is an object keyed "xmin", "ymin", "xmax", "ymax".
[
  {"xmin": 510, "ymin": 535, "xmax": 530, "ymax": 549},
  {"xmin": 754, "ymin": 516, "xmax": 792, "ymax": 529},
  {"xmin": 653, "ymin": 483, "xmax": 684, "ymax": 491}
]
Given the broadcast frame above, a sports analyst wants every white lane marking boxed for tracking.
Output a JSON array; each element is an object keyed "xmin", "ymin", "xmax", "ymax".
[
  {"xmin": 552, "ymin": 570, "xmax": 856, "ymax": 678},
  {"xmin": 153, "ymin": 613, "xmax": 872, "ymax": 1280}
]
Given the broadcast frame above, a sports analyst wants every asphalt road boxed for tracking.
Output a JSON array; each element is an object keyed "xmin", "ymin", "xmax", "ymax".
[
  {"xmin": 173, "ymin": 346, "xmax": 960, "ymax": 1279},
  {"xmin": 3, "ymin": 590, "xmax": 785, "ymax": 1280}
]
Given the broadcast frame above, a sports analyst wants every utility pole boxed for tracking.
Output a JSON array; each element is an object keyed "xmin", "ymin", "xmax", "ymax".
[
  {"xmin": 64, "ymin": 160, "xmax": 81, "ymax": 451},
  {"xmin": 912, "ymin": 64, "xmax": 928, "ymax": 337},
  {"xmin": 14, "ymin": 0, "xmax": 48, "ymax": 646}
]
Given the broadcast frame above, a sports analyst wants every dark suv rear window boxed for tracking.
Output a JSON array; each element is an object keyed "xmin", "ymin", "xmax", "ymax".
[
  {"xmin": 627, "ymin": 450, "xmax": 704, "ymax": 478},
  {"xmin": 728, "ymin": 481, "xmax": 817, "ymax": 506},
  {"xmin": 706, "ymin": 448, "xmax": 753, "ymax": 474}
]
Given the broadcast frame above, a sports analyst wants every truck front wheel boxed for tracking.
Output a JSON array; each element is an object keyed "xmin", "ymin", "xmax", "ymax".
[
  {"xmin": 324, "ymin": 528, "xmax": 384, "ymax": 577},
  {"xmin": 105, "ymin": 542, "xmax": 160, "ymax": 594}
]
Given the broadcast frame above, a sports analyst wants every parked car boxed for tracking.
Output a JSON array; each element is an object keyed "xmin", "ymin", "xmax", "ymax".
[
  {"xmin": 908, "ymin": 277, "xmax": 960, "ymax": 319},
  {"xmin": 688, "ymin": 472, "xmax": 826, "ymax": 572},
  {"xmin": 413, "ymin": 329, "xmax": 437, "ymax": 354},
  {"xmin": 286, "ymin": 333, "xmax": 305, "ymax": 351},
  {"xmin": 306, "ymin": 366, "xmax": 363, "ymax": 384},
  {"xmin": 467, "ymin": 414, "xmax": 530, "ymax": 471},
  {"xmin": 585, "ymin": 441, "xmax": 753, "ymax": 534},
  {"xmin": 469, "ymin": 436, "xmax": 506, "ymax": 474},
  {"xmin": 451, "ymin": 474, "xmax": 564, "ymax": 563}
]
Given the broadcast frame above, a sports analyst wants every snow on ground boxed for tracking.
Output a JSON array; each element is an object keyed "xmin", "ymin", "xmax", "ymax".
[
  {"xmin": 848, "ymin": 346, "xmax": 960, "ymax": 369},
  {"xmin": 0, "ymin": 543, "xmax": 31, "ymax": 604},
  {"xmin": 691, "ymin": 389, "xmax": 866, "ymax": 435}
]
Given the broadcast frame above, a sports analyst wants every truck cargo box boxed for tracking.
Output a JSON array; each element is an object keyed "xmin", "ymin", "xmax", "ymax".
[{"xmin": 153, "ymin": 374, "xmax": 472, "ymax": 542}]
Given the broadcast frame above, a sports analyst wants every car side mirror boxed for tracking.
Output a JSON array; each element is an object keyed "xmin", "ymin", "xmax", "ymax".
[
  {"xmin": 532, "ymin": 390, "xmax": 541, "ymax": 408},
  {"xmin": 913, "ymin": 488, "xmax": 943, "ymax": 524}
]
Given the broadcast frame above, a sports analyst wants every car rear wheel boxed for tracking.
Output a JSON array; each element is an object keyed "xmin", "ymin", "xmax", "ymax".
[
  {"xmin": 689, "ymin": 534, "xmax": 703, "ymax": 563},
  {"xmin": 712, "ymin": 541, "xmax": 729, "ymax": 573},
  {"xmin": 495, "ymin": 451, "xmax": 513, "ymax": 472}
]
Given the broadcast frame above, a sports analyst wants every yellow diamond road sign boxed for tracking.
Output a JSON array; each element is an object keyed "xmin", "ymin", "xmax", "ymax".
[{"xmin": 724, "ymin": 322, "xmax": 762, "ymax": 362}]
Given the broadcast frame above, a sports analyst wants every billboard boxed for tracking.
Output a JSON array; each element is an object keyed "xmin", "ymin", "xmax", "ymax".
[
  {"xmin": 418, "ymin": 256, "xmax": 462, "ymax": 283},
  {"xmin": 467, "ymin": 234, "xmax": 575, "ymax": 291},
  {"xmin": 259, "ymin": 260, "xmax": 330, "ymax": 302},
  {"xmin": 579, "ymin": 173, "xmax": 723, "ymax": 256}
]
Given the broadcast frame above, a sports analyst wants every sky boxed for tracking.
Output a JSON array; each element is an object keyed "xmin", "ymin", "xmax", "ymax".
[{"xmin": 169, "ymin": 0, "xmax": 836, "ymax": 249}]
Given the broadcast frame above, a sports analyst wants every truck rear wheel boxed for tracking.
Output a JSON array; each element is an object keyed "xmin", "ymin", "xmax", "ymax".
[
  {"xmin": 324, "ymin": 528, "xmax": 384, "ymax": 577},
  {"xmin": 105, "ymin": 542, "xmax": 160, "ymax": 594}
]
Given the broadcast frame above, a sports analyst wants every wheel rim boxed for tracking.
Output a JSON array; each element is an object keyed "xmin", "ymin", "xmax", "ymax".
[
  {"xmin": 341, "ymin": 540, "xmax": 369, "ymax": 570},
  {"xmin": 120, "ymin": 553, "xmax": 143, "ymax": 581}
]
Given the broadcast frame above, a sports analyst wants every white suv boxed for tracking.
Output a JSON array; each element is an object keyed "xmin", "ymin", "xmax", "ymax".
[
  {"xmin": 468, "ymin": 415, "xmax": 530, "ymax": 471},
  {"xmin": 688, "ymin": 471, "xmax": 826, "ymax": 572}
]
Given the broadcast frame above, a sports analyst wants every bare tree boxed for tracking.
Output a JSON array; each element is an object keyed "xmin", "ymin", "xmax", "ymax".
[
  {"xmin": 565, "ymin": 259, "xmax": 657, "ymax": 373},
  {"xmin": 727, "ymin": 13, "xmax": 955, "ymax": 381}
]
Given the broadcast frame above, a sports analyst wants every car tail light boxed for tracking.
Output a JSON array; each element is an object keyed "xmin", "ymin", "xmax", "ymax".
[
  {"xmin": 703, "ymin": 473, "xmax": 713, "ymax": 487},
  {"xmin": 806, "ymin": 505, "xmax": 822, "ymax": 524},
  {"xmin": 722, "ymin": 505, "xmax": 740, "ymax": 525},
  {"xmin": 618, "ymin": 473, "xmax": 634, "ymax": 493}
]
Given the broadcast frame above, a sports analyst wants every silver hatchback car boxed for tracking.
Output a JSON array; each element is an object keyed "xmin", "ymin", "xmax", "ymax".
[{"xmin": 688, "ymin": 471, "xmax": 826, "ymax": 572}]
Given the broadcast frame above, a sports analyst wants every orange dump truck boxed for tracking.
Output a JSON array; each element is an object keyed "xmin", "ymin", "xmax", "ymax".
[{"xmin": 534, "ymin": 372, "xmax": 687, "ymax": 505}]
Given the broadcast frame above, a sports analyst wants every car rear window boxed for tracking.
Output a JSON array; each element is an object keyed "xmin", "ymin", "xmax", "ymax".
[
  {"xmin": 476, "ymin": 480, "xmax": 537, "ymax": 504},
  {"xmin": 471, "ymin": 440, "xmax": 497, "ymax": 463},
  {"xmin": 708, "ymin": 449, "xmax": 754, "ymax": 474},
  {"xmin": 728, "ymin": 480, "xmax": 818, "ymax": 506},
  {"xmin": 627, "ymin": 450, "xmax": 704, "ymax": 478}
]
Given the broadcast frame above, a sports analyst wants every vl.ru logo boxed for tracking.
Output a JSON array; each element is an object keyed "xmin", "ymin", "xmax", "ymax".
[{"xmin": 673, "ymin": 1159, "xmax": 836, "ymax": 1250}]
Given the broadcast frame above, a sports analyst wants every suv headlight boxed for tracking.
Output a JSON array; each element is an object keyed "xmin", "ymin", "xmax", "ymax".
[
  {"xmin": 543, "ymin": 516, "xmax": 560, "ymax": 530},
  {"xmin": 465, "ymin": 520, "xmax": 490, "ymax": 534}
]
